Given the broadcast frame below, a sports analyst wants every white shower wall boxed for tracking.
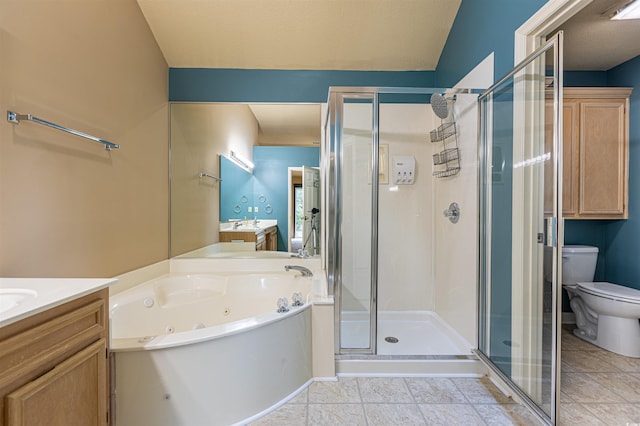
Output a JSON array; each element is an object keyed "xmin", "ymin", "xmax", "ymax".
[
  {"xmin": 378, "ymin": 104, "xmax": 435, "ymax": 311},
  {"xmin": 340, "ymin": 103, "xmax": 436, "ymax": 313},
  {"xmin": 432, "ymin": 54, "xmax": 494, "ymax": 346}
]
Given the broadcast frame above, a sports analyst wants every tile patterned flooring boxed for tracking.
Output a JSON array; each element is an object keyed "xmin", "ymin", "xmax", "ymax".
[
  {"xmin": 250, "ymin": 376, "xmax": 540, "ymax": 425},
  {"xmin": 250, "ymin": 326, "xmax": 640, "ymax": 425},
  {"xmin": 560, "ymin": 325, "xmax": 640, "ymax": 425}
]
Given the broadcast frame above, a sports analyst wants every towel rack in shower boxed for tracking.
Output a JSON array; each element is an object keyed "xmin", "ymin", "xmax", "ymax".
[{"xmin": 7, "ymin": 110, "xmax": 119, "ymax": 151}]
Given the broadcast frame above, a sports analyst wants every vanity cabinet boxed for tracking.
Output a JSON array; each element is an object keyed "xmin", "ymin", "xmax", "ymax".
[
  {"xmin": 0, "ymin": 289, "xmax": 109, "ymax": 425},
  {"xmin": 219, "ymin": 225, "xmax": 278, "ymax": 251},
  {"xmin": 546, "ymin": 87, "xmax": 631, "ymax": 219},
  {"xmin": 265, "ymin": 226, "xmax": 277, "ymax": 251}
]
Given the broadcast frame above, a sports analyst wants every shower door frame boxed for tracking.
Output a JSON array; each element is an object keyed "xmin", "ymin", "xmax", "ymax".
[
  {"xmin": 327, "ymin": 86, "xmax": 472, "ymax": 356},
  {"xmin": 329, "ymin": 89, "xmax": 380, "ymax": 355},
  {"xmin": 476, "ymin": 32, "xmax": 563, "ymax": 425}
]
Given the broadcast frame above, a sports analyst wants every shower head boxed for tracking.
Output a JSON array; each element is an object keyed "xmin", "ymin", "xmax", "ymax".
[{"xmin": 430, "ymin": 93, "xmax": 450, "ymax": 119}]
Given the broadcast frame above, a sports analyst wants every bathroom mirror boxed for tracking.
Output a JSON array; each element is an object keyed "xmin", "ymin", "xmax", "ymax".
[{"xmin": 170, "ymin": 102, "xmax": 321, "ymax": 258}]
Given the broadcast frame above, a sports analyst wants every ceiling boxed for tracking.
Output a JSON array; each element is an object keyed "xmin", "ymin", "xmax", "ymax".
[
  {"xmin": 554, "ymin": 0, "xmax": 640, "ymax": 70},
  {"xmin": 136, "ymin": 0, "xmax": 461, "ymax": 70}
]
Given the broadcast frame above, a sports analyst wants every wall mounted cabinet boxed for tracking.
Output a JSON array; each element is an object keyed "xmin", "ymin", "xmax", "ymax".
[{"xmin": 547, "ymin": 87, "xmax": 632, "ymax": 219}]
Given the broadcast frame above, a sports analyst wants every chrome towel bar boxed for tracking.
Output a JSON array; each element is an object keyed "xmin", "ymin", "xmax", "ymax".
[
  {"xmin": 7, "ymin": 110, "xmax": 119, "ymax": 151},
  {"xmin": 198, "ymin": 172, "xmax": 222, "ymax": 182}
]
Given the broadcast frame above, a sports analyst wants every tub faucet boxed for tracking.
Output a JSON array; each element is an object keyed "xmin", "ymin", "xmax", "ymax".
[{"xmin": 284, "ymin": 265, "xmax": 313, "ymax": 277}]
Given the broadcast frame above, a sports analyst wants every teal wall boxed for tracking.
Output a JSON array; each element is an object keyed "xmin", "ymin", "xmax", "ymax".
[
  {"xmin": 564, "ymin": 71, "xmax": 607, "ymax": 87},
  {"xmin": 219, "ymin": 155, "xmax": 254, "ymax": 222},
  {"xmin": 170, "ymin": 69, "xmax": 436, "ymax": 103},
  {"xmin": 434, "ymin": 0, "xmax": 547, "ymax": 87}
]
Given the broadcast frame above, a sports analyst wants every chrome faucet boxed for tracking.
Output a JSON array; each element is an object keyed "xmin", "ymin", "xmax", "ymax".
[
  {"xmin": 284, "ymin": 265, "xmax": 313, "ymax": 277},
  {"xmin": 290, "ymin": 249, "xmax": 310, "ymax": 258},
  {"xmin": 232, "ymin": 220, "xmax": 241, "ymax": 230}
]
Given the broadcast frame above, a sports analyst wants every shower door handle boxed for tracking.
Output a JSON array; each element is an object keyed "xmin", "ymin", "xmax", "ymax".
[{"xmin": 541, "ymin": 217, "xmax": 557, "ymax": 247}]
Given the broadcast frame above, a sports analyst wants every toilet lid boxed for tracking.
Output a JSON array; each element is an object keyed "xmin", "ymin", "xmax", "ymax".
[{"xmin": 576, "ymin": 282, "xmax": 640, "ymax": 303}]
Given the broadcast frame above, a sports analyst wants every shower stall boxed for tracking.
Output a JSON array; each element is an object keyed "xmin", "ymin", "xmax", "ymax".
[{"xmin": 324, "ymin": 87, "xmax": 481, "ymax": 370}]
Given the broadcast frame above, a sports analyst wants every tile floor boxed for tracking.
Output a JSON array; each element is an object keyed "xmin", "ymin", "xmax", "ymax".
[
  {"xmin": 560, "ymin": 325, "xmax": 640, "ymax": 425},
  {"xmin": 250, "ymin": 376, "xmax": 540, "ymax": 425},
  {"xmin": 250, "ymin": 326, "xmax": 640, "ymax": 425}
]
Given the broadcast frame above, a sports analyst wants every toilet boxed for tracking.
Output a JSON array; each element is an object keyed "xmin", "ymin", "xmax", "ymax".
[{"xmin": 562, "ymin": 245, "xmax": 640, "ymax": 358}]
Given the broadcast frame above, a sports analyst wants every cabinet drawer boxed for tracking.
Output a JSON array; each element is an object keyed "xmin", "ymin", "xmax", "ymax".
[{"xmin": 0, "ymin": 298, "xmax": 106, "ymax": 386}]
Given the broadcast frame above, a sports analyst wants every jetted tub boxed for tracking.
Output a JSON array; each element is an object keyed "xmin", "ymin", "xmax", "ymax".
[{"xmin": 110, "ymin": 272, "xmax": 314, "ymax": 426}]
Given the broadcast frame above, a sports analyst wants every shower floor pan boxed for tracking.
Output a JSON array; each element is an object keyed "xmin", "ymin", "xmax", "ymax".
[{"xmin": 337, "ymin": 311, "xmax": 484, "ymax": 376}]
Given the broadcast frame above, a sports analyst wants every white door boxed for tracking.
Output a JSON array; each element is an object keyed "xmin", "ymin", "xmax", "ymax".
[{"xmin": 302, "ymin": 166, "xmax": 320, "ymax": 255}]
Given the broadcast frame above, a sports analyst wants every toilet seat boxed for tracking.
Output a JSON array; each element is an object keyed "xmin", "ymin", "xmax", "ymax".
[{"xmin": 576, "ymin": 282, "xmax": 640, "ymax": 304}]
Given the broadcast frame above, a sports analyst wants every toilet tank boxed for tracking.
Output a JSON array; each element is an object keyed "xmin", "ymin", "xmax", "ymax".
[{"xmin": 562, "ymin": 245, "xmax": 599, "ymax": 285}]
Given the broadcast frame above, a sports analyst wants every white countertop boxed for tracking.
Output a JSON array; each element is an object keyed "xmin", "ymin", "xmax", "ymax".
[
  {"xmin": 0, "ymin": 277, "xmax": 116, "ymax": 328},
  {"xmin": 220, "ymin": 219, "xmax": 277, "ymax": 232}
]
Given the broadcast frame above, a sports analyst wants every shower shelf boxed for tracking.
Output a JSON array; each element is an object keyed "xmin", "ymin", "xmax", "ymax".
[
  {"xmin": 433, "ymin": 166, "xmax": 461, "ymax": 178},
  {"xmin": 429, "ymin": 92, "xmax": 460, "ymax": 178},
  {"xmin": 430, "ymin": 118, "xmax": 460, "ymax": 178},
  {"xmin": 432, "ymin": 148, "xmax": 459, "ymax": 165},
  {"xmin": 430, "ymin": 122, "xmax": 456, "ymax": 143}
]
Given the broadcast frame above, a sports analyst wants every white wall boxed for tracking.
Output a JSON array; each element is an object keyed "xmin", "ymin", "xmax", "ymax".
[
  {"xmin": 170, "ymin": 104, "xmax": 258, "ymax": 256},
  {"xmin": 0, "ymin": 1, "xmax": 168, "ymax": 278},
  {"xmin": 340, "ymin": 103, "xmax": 435, "ymax": 312},
  {"xmin": 433, "ymin": 54, "xmax": 494, "ymax": 346},
  {"xmin": 378, "ymin": 104, "xmax": 435, "ymax": 311}
]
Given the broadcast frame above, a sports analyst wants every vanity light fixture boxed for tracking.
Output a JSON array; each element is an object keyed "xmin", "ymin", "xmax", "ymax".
[
  {"xmin": 608, "ymin": 0, "xmax": 640, "ymax": 19},
  {"xmin": 230, "ymin": 150, "xmax": 254, "ymax": 172}
]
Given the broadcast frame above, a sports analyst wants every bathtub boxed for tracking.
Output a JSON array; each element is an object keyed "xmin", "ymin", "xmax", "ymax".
[{"xmin": 110, "ymin": 272, "xmax": 314, "ymax": 426}]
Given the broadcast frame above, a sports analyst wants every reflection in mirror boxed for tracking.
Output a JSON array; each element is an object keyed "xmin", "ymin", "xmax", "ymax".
[
  {"xmin": 170, "ymin": 103, "xmax": 321, "ymax": 258},
  {"xmin": 288, "ymin": 166, "xmax": 320, "ymax": 255},
  {"xmin": 220, "ymin": 155, "xmax": 254, "ymax": 220}
]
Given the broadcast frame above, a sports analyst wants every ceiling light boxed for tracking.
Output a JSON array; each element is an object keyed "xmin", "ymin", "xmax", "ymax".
[{"xmin": 610, "ymin": 0, "xmax": 640, "ymax": 20}]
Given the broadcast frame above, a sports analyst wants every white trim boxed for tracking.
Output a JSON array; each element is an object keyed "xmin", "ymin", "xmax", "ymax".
[
  {"xmin": 514, "ymin": 0, "xmax": 593, "ymax": 64},
  {"xmin": 514, "ymin": 2, "xmax": 590, "ymax": 423}
]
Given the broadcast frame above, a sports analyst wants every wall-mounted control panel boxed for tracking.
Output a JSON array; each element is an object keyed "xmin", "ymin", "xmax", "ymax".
[{"xmin": 393, "ymin": 156, "xmax": 415, "ymax": 185}]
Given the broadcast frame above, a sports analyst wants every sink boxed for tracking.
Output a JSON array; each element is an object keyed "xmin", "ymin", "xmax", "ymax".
[
  {"xmin": 235, "ymin": 226, "xmax": 263, "ymax": 232},
  {"xmin": 0, "ymin": 288, "xmax": 38, "ymax": 314},
  {"xmin": 220, "ymin": 224, "xmax": 263, "ymax": 232}
]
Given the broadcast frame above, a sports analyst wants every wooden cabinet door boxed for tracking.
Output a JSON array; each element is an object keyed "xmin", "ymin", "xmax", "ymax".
[
  {"xmin": 578, "ymin": 99, "xmax": 627, "ymax": 217},
  {"xmin": 6, "ymin": 339, "xmax": 107, "ymax": 426},
  {"xmin": 561, "ymin": 101, "xmax": 580, "ymax": 216},
  {"xmin": 545, "ymin": 100, "xmax": 579, "ymax": 217},
  {"xmin": 266, "ymin": 228, "xmax": 277, "ymax": 251}
]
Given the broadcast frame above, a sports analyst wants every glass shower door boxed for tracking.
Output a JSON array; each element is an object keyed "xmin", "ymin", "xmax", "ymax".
[
  {"xmin": 333, "ymin": 93, "xmax": 378, "ymax": 353},
  {"xmin": 478, "ymin": 33, "xmax": 563, "ymax": 424}
]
